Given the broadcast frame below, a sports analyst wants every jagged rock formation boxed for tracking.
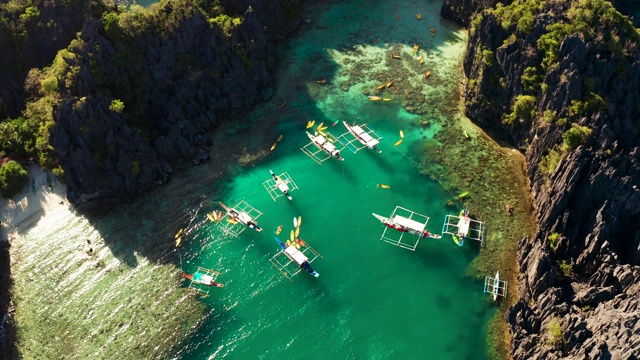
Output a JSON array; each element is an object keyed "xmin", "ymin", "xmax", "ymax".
[
  {"xmin": 0, "ymin": 0, "xmax": 105, "ymax": 118},
  {"xmin": 47, "ymin": 0, "xmax": 302, "ymax": 206},
  {"xmin": 442, "ymin": 0, "xmax": 640, "ymax": 358}
]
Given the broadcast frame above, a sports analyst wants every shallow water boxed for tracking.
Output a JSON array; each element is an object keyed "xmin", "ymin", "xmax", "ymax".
[{"xmin": 10, "ymin": 0, "xmax": 500, "ymax": 359}]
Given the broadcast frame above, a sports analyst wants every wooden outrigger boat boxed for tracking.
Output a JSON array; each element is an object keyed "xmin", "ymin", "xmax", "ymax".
[
  {"xmin": 441, "ymin": 206, "xmax": 487, "ymax": 246},
  {"xmin": 218, "ymin": 200, "xmax": 263, "ymax": 237},
  {"xmin": 181, "ymin": 266, "xmax": 224, "ymax": 297},
  {"xmin": 372, "ymin": 213, "xmax": 442, "ymax": 239},
  {"xmin": 270, "ymin": 237, "xmax": 321, "ymax": 280},
  {"xmin": 339, "ymin": 120, "xmax": 383, "ymax": 153},
  {"xmin": 300, "ymin": 130, "xmax": 345, "ymax": 165},
  {"xmin": 263, "ymin": 169, "xmax": 298, "ymax": 201},
  {"xmin": 484, "ymin": 270, "xmax": 508, "ymax": 301},
  {"xmin": 373, "ymin": 206, "xmax": 441, "ymax": 251}
]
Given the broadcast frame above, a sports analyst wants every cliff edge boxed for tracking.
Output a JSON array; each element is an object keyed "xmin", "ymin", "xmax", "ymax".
[{"xmin": 442, "ymin": 0, "xmax": 640, "ymax": 358}]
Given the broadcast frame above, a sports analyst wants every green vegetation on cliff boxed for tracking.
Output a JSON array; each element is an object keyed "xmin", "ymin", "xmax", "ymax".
[
  {"xmin": 0, "ymin": 159, "xmax": 28, "ymax": 198},
  {"xmin": 0, "ymin": 0, "xmax": 274, "ymax": 197}
]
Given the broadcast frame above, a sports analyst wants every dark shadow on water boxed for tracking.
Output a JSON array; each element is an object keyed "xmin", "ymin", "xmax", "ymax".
[
  {"xmin": 80, "ymin": 163, "xmax": 238, "ymax": 268},
  {"xmin": 0, "ymin": 239, "xmax": 18, "ymax": 359}
]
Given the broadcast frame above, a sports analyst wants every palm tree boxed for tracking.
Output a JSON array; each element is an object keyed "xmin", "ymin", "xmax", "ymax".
[{"xmin": 0, "ymin": 122, "xmax": 23, "ymax": 154}]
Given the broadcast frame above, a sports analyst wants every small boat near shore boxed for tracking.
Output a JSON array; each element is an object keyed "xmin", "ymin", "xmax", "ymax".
[
  {"xmin": 181, "ymin": 266, "xmax": 224, "ymax": 297},
  {"xmin": 219, "ymin": 201, "xmax": 263, "ymax": 234}
]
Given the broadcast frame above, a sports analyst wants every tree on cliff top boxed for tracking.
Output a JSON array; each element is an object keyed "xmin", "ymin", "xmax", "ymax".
[{"xmin": 0, "ymin": 160, "xmax": 28, "ymax": 199}]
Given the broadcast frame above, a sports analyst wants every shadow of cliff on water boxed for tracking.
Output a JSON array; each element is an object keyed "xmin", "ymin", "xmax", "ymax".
[{"xmin": 0, "ymin": 240, "xmax": 18, "ymax": 360}]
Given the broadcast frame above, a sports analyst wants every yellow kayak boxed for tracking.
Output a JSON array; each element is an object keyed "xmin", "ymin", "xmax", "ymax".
[
  {"xmin": 174, "ymin": 228, "xmax": 183, "ymax": 239},
  {"xmin": 297, "ymin": 216, "xmax": 302, "ymax": 227},
  {"xmin": 424, "ymin": 71, "xmax": 431, "ymax": 79},
  {"xmin": 270, "ymin": 143, "xmax": 277, "ymax": 151},
  {"xmin": 386, "ymin": 80, "xmax": 393, "ymax": 88},
  {"xmin": 416, "ymin": 13, "xmax": 422, "ymax": 20},
  {"xmin": 306, "ymin": 120, "xmax": 315, "ymax": 129},
  {"xmin": 207, "ymin": 213, "xmax": 216, "ymax": 222},
  {"xmin": 277, "ymin": 134, "xmax": 283, "ymax": 142},
  {"xmin": 394, "ymin": 139, "xmax": 403, "ymax": 146},
  {"xmin": 391, "ymin": 54, "xmax": 400, "ymax": 59},
  {"xmin": 377, "ymin": 184, "xmax": 390, "ymax": 189},
  {"xmin": 382, "ymin": 98, "xmax": 391, "ymax": 101},
  {"xmin": 368, "ymin": 96, "xmax": 382, "ymax": 101},
  {"xmin": 275, "ymin": 225, "xmax": 283, "ymax": 235},
  {"xmin": 175, "ymin": 237, "xmax": 182, "ymax": 247},
  {"xmin": 400, "ymin": 130, "xmax": 404, "ymax": 138}
]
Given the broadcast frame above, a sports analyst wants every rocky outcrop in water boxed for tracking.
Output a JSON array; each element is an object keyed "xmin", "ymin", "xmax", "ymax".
[
  {"xmin": 442, "ymin": 0, "xmax": 640, "ymax": 358},
  {"xmin": 47, "ymin": 0, "xmax": 303, "ymax": 207}
]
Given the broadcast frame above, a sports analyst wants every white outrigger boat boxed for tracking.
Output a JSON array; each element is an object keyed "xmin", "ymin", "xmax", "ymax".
[
  {"xmin": 181, "ymin": 266, "xmax": 224, "ymax": 297},
  {"xmin": 372, "ymin": 205, "xmax": 441, "ymax": 251},
  {"xmin": 263, "ymin": 170, "xmax": 298, "ymax": 201},
  {"xmin": 441, "ymin": 206, "xmax": 487, "ymax": 246},
  {"xmin": 218, "ymin": 200, "xmax": 263, "ymax": 237},
  {"xmin": 300, "ymin": 131, "xmax": 345, "ymax": 165},
  {"xmin": 270, "ymin": 237, "xmax": 322, "ymax": 281},
  {"xmin": 338, "ymin": 120, "xmax": 383, "ymax": 153},
  {"xmin": 484, "ymin": 270, "xmax": 508, "ymax": 301}
]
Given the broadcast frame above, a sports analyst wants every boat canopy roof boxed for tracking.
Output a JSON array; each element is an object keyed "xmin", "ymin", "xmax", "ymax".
[
  {"xmin": 393, "ymin": 215, "xmax": 425, "ymax": 232},
  {"xmin": 237, "ymin": 211, "xmax": 252, "ymax": 223},
  {"xmin": 277, "ymin": 182, "xmax": 289, "ymax": 192},
  {"xmin": 351, "ymin": 125, "xmax": 379, "ymax": 147},
  {"xmin": 193, "ymin": 272, "xmax": 214, "ymax": 285},
  {"xmin": 457, "ymin": 216, "xmax": 471, "ymax": 237},
  {"xmin": 284, "ymin": 245, "xmax": 309, "ymax": 265}
]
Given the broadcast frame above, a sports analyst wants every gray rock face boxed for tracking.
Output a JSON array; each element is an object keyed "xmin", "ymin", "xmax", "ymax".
[
  {"xmin": 49, "ymin": 0, "xmax": 303, "ymax": 207},
  {"xmin": 443, "ymin": 1, "xmax": 640, "ymax": 358}
]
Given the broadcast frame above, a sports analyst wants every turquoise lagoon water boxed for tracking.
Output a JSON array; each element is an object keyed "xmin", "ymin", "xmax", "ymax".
[
  {"xmin": 177, "ymin": 0, "xmax": 493, "ymax": 359},
  {"xmin": 10, "ymin": 0, "xmax": 497, "ymax": 359}
]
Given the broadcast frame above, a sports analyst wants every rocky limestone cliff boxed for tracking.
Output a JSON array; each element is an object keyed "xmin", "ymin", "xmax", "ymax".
[
  {"xmin": 48, "ymin": 0, "xmax": 302, "ymax": 207},
  {"xmin": 442, "ymin": 0, "xmax": 640, "ymax": 358},
  {"xmin": 0, "ymin": 0, "xmax": 106, "ymax": 118}
]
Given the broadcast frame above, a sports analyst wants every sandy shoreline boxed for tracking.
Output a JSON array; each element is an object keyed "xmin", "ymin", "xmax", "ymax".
[{"xmin": 0, "ymin": 166, "xmax": 68, "ymax": 242}]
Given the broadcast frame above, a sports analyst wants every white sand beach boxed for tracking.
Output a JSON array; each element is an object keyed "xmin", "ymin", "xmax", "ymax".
[{"xmin": 0, "ymin": 165, "xmax": 68, "ymax": 242}]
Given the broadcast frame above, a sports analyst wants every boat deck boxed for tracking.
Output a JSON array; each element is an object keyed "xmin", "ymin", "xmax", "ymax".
[
  {"xmin": 376, "ymin": 206, "xmax": 430, "ymax": 251},
  {"xmin": 442, "ymin": 213, "xmax": 486, "ymax": 246},
  {"xmin": 219, "ymin": 200, "xmax": 263, "ymax": 237},
  {"xmin": 184, "ymin": 266, "xmax": 222, "ymax": 297},
  {"xmin": 270, "ymin": 238, "xmax": 322, "ymax": 281},
  {"xmin": 263, "ymin": 172, "xmax": 299, "ymax": 201},
  {"xmin": 484, "ymin": 271, "xmax": 508, "ymax": 300},
  {"xmin": 301, "ymin": 131, "xmax": 345, "ymax": 165}
]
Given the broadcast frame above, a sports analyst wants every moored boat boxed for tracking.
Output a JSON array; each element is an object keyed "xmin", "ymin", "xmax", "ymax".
[
  {"xmin": 342, "ymin": 121, "xmax": 381, "ymax": 152},
  {"xmin": 372, "ymin": 213, "xmax": 441, "ymax": 239},
  {"xmin": 306, "ymin": 131, "xmax": 344, "ymax": 160}
]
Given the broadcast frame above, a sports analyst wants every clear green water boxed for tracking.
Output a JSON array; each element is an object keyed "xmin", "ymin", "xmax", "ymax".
[{"xmin": 11, "ymin": 0, "xmax": 496, "ymax": 359}]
